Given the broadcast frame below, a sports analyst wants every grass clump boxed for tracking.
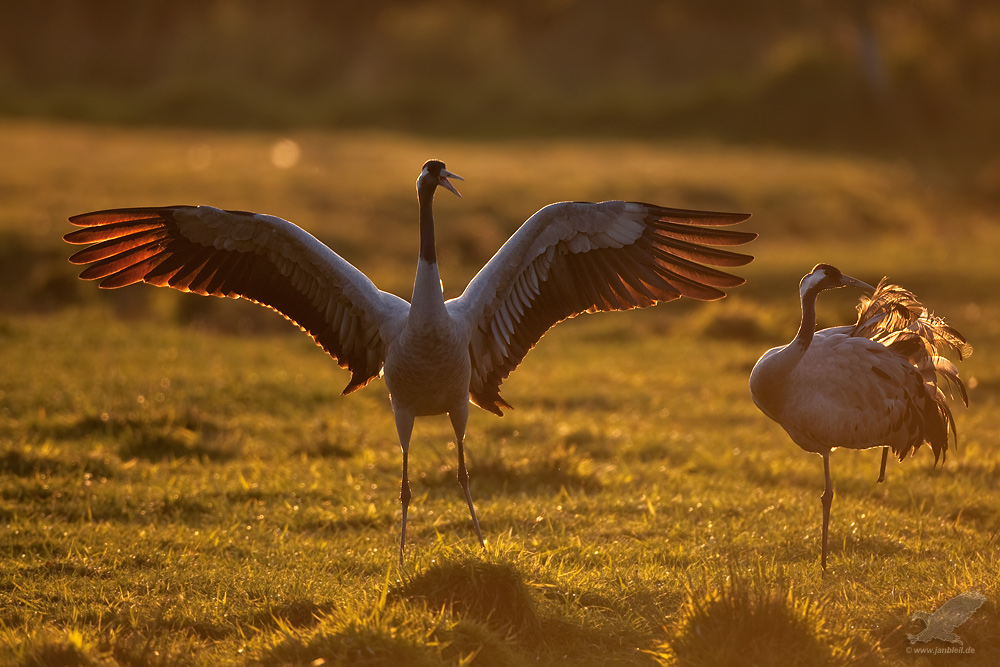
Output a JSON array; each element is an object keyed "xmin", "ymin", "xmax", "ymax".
[
  {"xmin": 654, "ymin": 572, "xmax": 858, "ymax": 667},
  {"xmin": 2, "ymin": 626, "xmax": 113, "ymax": 667},
  {"xmin": 261, "ymin": 616, "xmax": 443, "ymax": 667},
  {"xmin": 393, "ymin": 550, "xmax": 541, "ymax": 639}
]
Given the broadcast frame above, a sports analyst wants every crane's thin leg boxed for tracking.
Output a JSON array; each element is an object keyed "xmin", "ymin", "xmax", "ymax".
[
  {"xmin": 393, "ymin": 410, "xmax": 415, "ymax": 567},
  {"xmin": 450, "ymin": 406, "xmax": 485, "ymax": 549},
  {"xmin": 876, "ymin": 447, "xmax": 888, "ymax": 483},
  {"xmin": 821, "ymin": 451, "xmax": 834, "ymax": 571}
]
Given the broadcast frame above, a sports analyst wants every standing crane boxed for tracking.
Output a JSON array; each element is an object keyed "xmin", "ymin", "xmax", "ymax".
[
  {"xmin": 65, "ymin": 160, "xmax": 756, "ymax": 565},
  {"xmin": 749, "ymin": 264, "xmax": 971, "ymax": 569}
]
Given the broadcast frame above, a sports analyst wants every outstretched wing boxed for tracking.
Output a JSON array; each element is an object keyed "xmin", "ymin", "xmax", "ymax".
[
  {"xmin": 448, "ymin": 201, "xmax": 755, "ymax": 415},
  {"xmin": 64, "ymin": 206, "xmax": 410, "ymax": 394}
]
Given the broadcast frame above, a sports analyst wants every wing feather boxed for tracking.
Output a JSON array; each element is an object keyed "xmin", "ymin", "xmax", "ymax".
[
  {"xmin": 63, "ymin": 217, "xmax": 166, "ymax": 243},
  {"xmin": 849, "ymin": 279, "xmax": 972, "ymax": 462},
  {"xmin": 68, "ymin": 229, "xmax": 171, "ymax": 264},
  {"xmin": 65, "ymin": 205, "xmax": 408, "ymax": 394},
  {"xmin": 449, "ymin": 200, "xmax": 754, "ymax": 415}
]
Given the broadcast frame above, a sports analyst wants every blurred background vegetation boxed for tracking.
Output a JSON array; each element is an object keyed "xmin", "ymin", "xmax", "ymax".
[{"xmin": 3, "ymin": 0, "xmax": 998, "ymax": 164}]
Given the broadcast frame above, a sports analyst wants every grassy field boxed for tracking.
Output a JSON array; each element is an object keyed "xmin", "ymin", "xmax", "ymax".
[{"xmin": 1, "ymin": 120, "xmax": 998, "ymax": 665}]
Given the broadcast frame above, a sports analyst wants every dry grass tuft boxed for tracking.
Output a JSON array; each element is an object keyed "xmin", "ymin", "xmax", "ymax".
[
  {"xmin": 393, "ymin": 552, "xmax": 541, "ymax": 639},
  {"xmin": 653, "ymin": 572, "xmax": 859, "ymax": 667}
]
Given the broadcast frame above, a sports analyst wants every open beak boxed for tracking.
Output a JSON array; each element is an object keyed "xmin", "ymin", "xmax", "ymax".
[
  {"xmin": 840, "ymin": 274, "xmax": 875, "ymax": 292},
  {"xmin": 439, "ymin": 168, "xmax": 464, "ymax": 198}
]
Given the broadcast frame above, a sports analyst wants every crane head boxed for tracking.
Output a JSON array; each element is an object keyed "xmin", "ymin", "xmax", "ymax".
[
  {"xmin": 800, "ymin": 263, "xmax": 875, "ymax": 298},
  {"xmin": 419, "ymin": 159, "xmax": 464, "ymax": 198}
]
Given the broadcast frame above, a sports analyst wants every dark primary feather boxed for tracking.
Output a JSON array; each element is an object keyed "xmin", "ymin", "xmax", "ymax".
[
  {"xmin": 65, "ymin": 207, "xmax": 385, "ymax": 395},
  {"xmin": 467, "ymin": 204, "xmax": 755, "ymax": 415}
]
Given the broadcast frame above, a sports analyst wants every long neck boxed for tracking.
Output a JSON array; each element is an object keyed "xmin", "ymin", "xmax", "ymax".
[
  {"xmin": 749, "ymin": 284, "xmax": 819, "ymax": 419},
  {"xmin": 791, "ymin": 285, "xmax": 820, "ymax": 352},
  {"xmin": 418, "ymin": 181, "xmax": 437, "ymax": 264},
  {"xmin": 411, "ymin": 182, "xmax": 446, "ymax": 316}
]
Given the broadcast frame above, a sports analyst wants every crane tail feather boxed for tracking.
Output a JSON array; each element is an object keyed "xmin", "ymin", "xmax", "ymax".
[{"xmin": 853, "ymin": 278, "xmax": 970, "ymax": 463}]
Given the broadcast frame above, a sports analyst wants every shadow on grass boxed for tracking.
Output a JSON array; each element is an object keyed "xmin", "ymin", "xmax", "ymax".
[
  {"xmin": 836, "ymin": 534, "xmax": 908, "ymax": 565},
  {"xmin": 45, "ymin": 411, "xmax": 241, "ymax": 463},
  {"xmin": 118, "ymin": 428, "xmax": 240, "ymax": 463},
  {"xmin": 248, "ymin": 599, "xmax": 336, "ymax": 632},
  {"xmin": 420, "ymin": 449, "xmax": 604, "ymax": 499},
  {"xmin": 0, "ymin": 444, "xmax": 119, "ymax": 480},
  {"xmin": 296, "ymin": 505, "xmax": 393, "ymax": 536},
  {"xmin": 290, "ymin": 437, "xmax": 353, "ymax": 460}
]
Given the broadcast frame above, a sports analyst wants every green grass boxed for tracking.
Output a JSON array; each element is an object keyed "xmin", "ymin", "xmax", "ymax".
[{"xmin": 1, "ymin": 120, "xmax": 999, "ymax": 665}]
